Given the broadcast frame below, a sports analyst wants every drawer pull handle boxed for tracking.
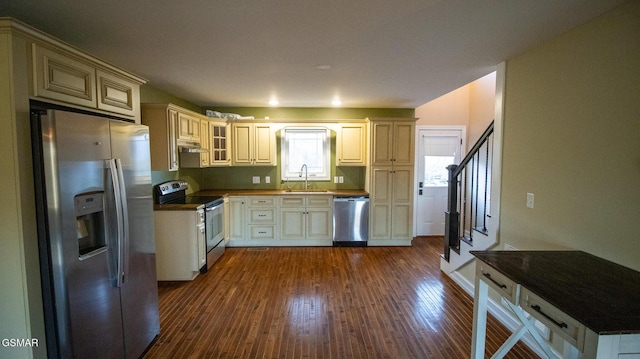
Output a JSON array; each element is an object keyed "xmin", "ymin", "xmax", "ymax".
[
  {"xmin": 531, "ymin": 304, "xmax": 568, "ymax": 329},
  {"xmin": 483, "ymin": 272, "xmax": 507, "ymax": 289}
]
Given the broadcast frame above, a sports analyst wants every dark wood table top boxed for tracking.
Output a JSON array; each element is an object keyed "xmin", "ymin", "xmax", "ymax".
[{"xmin": 471, "ymin": 250, "xmax": 640, "ymax": 335}]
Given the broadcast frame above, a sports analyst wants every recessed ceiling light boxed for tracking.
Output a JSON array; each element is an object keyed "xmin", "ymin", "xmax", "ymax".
[
  {"xmin": 331, "ymin": 99, "xmax": 342, "ymax": 106},
  {"xmin": 268, "ymin": 98, "xmax": 279, "ymax": 106},
  {"xmin": 315, "ymin": 64, "xmax": 331, "ymax": 70}
]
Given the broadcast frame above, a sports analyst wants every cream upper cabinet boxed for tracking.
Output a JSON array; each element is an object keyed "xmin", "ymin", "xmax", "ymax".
[
  {"xmin": 336, "ymin": 123, "xmax": 367, "ymax": 166},
  {"xmin": 198, "ymin": 119, "xmax": 210, "ymax": 167},
  {"xmin": 96, "ymin": 69, "xmax": 139, "ymax": 117},
  {"xmin": 141, "ymin": 105, "xmax": 179, "ymax": 171},
  {"xmin": 142, "ymin": 104, "xmax": 212, "ymax": 170},
  {"xmin": 32, "ymin": 44, "xmax": 96, "ymax": 108},
  {"xmin": 32, "ymin": 43, "xmax": 143, "ymax": 120},
  {"xmin": 177, "ymin": 112, "xmax": 201, "ymax": 142},
  {"xmin": 370, "ymin": 121, "xmax": 415, "ymax": 166},
  {"xmin": 209, "ymin": 121, "xmax": 229, "ymax": 166},
  {"xmin": 231, "ymin": 123, "xmax": 275, "ymax": 166}
]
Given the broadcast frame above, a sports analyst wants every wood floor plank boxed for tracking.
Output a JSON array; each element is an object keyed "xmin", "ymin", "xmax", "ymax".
[{"xmin": 144, "ymin": 237, "xmax": 539, "ymax": 359}]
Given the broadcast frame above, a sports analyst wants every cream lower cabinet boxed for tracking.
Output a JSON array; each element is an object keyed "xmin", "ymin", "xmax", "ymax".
[
  {"xmin": 247, "ymin": 197, "xmax": 278, "ymax": 240},
  {"xmin": 280, "ymin": 196, "xmax": 333, "ymax": 245},
  {"xmin": 228, "ymin": 196, "xmax": 279, "ymax": 246},
  {"xmin": 227, "ymin": 195, "xmax": 332, "ymax": 246},
  {"xmin": 154, "ymin": 208, "xmax": 205, "ymax": 281},
  {"xmin": 228, "ymin": 196, "xmax": 247, "ymax": 242},
  {"xmin": 369, "ymin": 166, "xmax": 413, "ymax": 245}
]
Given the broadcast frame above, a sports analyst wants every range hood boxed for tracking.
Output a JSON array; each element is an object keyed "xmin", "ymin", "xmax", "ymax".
[
  {"xmin": 178, "ymin": 141, "xmax": 208, "ymax": 153},
  {"xmin": 179, "ymin": 146, "xmax": 208, "ymax": 153}
]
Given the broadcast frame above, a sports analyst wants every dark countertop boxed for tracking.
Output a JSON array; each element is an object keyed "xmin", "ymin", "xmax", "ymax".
[
  {"xmin": 471, "ymin": 250, "xmax": 640, "ymax": 335},
  {"xmin": 194, "ymin": 189, "xmax": 369, "ymax": 197},
  {"xmin": 154, "ymin": 203, "xmax": 204, "ymax": 211},
  {"xmin": 154, "ymin": 189, "xmax": 368, "ymax": 210}
]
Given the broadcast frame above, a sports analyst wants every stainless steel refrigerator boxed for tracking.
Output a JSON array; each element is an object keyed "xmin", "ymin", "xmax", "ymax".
[{"xmin": 32, "ymin": 109, "xmax": 160, "ymax": 359}]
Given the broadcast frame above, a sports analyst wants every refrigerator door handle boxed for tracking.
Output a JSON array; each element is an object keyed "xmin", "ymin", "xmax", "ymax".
[
  {"xmin": 115, "ymin": 158, "xmax": 130, "ymax": 285},
  {"xmin": 109, "ymin": 159, "xmax": 125, "ymax": 288}
]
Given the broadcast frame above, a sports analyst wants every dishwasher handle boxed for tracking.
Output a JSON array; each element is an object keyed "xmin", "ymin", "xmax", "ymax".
[{"xmin": 333, "ymin": 196, "xmax": 369, "ymax": 202}]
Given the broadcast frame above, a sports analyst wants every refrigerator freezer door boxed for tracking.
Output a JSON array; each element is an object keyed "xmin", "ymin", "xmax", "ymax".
[
  {"xmin": 40, "ymin": 110, "xmax": 126, "ymax": 358},
  {"xmin": 109, "ymin": 120, "xmax": 160, "ymax": 358}
]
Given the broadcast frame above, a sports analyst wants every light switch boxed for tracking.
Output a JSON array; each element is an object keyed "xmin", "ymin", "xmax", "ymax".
[
  {"xmin": 252, "ymin": 176, "xmax": 260, "ymax": 184},
  {"xmin": 265, "ymin": 176, "xmax": 270, "ymax": 184},
  {"xmin": 526, "ymin": 193, "xmax": 534, "ymax": 209}
]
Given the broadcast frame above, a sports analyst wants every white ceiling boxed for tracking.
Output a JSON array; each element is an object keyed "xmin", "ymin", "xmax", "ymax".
[{"xmin": 1, "ymin": 0, "xmax": 627, "ymax": 108}]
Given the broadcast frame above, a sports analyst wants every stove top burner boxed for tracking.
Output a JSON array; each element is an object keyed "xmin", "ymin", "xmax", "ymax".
[{"xmin": 155, "ymin": 180, "xmax": 223, "ymax": 207}]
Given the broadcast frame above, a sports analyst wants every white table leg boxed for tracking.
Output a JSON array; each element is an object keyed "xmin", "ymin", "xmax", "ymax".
[{"xmin": 471, "ymin": 276, "xmax": 489, "ymax": 359}]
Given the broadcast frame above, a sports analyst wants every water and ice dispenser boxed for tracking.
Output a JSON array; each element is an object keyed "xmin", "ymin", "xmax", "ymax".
[{"xmin": 75, "ymin": 192, "xmax": 107, "ymax": 258}]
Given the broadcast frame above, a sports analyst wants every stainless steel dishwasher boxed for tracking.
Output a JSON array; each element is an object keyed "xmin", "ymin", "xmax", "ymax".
[{"xmin": 333, "ymin": 196, "xmax": 369, "ymax": 247}]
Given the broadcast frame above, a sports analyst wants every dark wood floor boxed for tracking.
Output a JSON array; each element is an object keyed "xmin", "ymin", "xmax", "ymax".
[{"xmin": 144, "ymin": 237, "xmax": 538, "ymax": 358}]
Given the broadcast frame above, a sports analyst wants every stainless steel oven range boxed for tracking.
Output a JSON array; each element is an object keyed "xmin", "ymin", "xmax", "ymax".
[{"xmin": 155, "ymin": 181, "xmax": 225, "ymax": 273}]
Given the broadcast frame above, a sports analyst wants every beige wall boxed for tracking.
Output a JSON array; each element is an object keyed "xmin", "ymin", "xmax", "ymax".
[
  {"xmin": 500, "ymin": 0, "xmax": 640, "ymax": 271},
  {"xmin": 468, "ymin": 73, "xmax": 496, "ymax": 145},
  {"xmin": 415, "ymin": 72, "xmax": 495, "ymax": 148},
  {"xmin": 415, "ymin": 85, "xmax": 469, "ymax": 127}
]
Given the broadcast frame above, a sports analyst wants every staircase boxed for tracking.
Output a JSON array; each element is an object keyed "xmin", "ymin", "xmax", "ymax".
[{"xmin": 441, "ymin": 121, "xmax": 496, "ymax": 274}]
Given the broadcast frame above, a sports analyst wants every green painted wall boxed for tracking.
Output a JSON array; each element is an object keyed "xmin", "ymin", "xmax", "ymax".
[
  {"xmin": 140, "ymin": 84, "xmax": 204, "ymax": 113},
  {"xmin": 208, "ymin": 106, "xmax": 414, "ymax": 120}
]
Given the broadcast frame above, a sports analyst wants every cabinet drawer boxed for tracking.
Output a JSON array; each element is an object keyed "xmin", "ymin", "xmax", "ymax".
[
  {"xmin": 307, "ymin": 196, "xmax": 332, "ymax": 207},
  {"xmin": 249, "ymin": 197, "xmax": 276, "ymax": 207},
  {"xmin": 520, "ymin": 288, "xmax": 586, "ymax": 351},
  {"xmin": 280, "ymin": 196, "xmax": 332, "ymax": 208},
  {"xmin": 250, "ymin": 226, "xmax": 275, "ymax": 240},
  {"xmin": 248, "ymin": 208, "xmax": 276, "ymax": 224},
  {"xmin": 281, "ymin": 197, "xmax": 305, "ymax": 207},
  {"xmin": 477, "ymin": 262, "xmax": 519, "ymax": 304}
]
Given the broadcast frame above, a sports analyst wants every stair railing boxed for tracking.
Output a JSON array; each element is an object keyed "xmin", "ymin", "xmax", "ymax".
[{"xmin": 444, "ymin": 121, "xmax": 494, "ymax": 261}]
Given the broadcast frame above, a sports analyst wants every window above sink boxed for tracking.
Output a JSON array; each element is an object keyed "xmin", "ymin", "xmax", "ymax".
[{"xmin": 281, "ymin": 127, "xmax": 330, "ymax": 181}]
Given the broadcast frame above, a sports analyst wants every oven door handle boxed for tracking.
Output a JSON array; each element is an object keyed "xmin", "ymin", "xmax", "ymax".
[{"xmin": 206, "ymin": 203, "xmax": 224, "ymax": 212}]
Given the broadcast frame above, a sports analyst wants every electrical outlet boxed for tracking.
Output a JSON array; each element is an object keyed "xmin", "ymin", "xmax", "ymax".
[
  {"xmin": 265, "ymin": 176, "xmax": 270, "ymax": 184},
  {"xmin": 526, "ymin": 193, "xmax": 534, "ymax": 209},
  {"xmin": 252, "ymin": 176, "xmax": 260, "ymax": 184},
  {"xmin": 334, "ymin": 176, "xmax": 339, "ymax": 183},
  {"xmin": 339, "ymin": 176, "xmax": 344, "ymax": 183}
]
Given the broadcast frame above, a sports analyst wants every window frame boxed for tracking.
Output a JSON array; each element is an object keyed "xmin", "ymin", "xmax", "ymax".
[{"xmin": 281, "ymin": 127, "xmax": 331, "ymax": 181}]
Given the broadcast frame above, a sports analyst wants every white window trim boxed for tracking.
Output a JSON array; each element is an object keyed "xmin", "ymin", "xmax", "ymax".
[{"xmin": 281, "ymin": 127, "xmax": 331, "ymax": 181}]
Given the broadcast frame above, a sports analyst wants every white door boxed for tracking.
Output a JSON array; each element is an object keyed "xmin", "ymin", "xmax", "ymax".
[{"xmin": 415, "ymin": 127, "xmax": 465, "ymax": 236}]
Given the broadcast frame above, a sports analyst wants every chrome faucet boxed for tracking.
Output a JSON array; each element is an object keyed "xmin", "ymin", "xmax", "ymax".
[{"xmin": 299, "ymin": 164, "xmax": 309, "ymax": 189}]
